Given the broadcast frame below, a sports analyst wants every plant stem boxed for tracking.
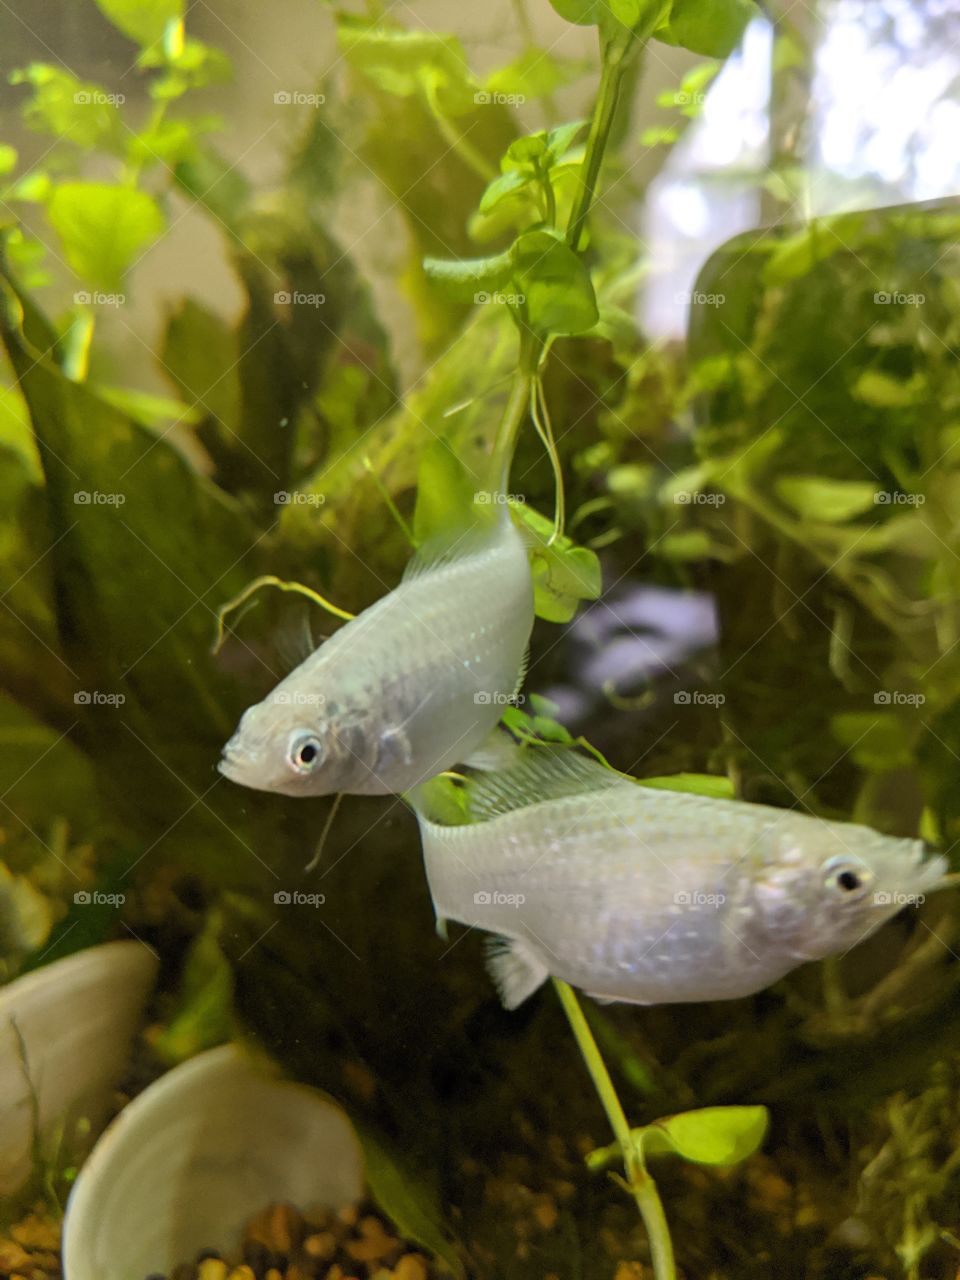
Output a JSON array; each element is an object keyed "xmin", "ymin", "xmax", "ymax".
[
  {"xmin": 566, "ymin": 35, "xmax": 631, "ymax": 253},
  {"xmin": 491, "ymin": 329, "xmax": 539, "ymax": 487},
  {"xmin": 553, "ymin": 979, "xmax": 677, "ymax": 1280},
  {"xmin": 425, "ymin": 79, "xmax": 496, "ymax": 183}
]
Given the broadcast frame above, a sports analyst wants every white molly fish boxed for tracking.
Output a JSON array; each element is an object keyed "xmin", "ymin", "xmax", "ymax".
[
  {"xmin": 218, "ymin": 506, "xmax": 534, "ymax": 796},
  {"xmin": 412, "ymin": 750, "xmax": 948, "ymax": 1008}
]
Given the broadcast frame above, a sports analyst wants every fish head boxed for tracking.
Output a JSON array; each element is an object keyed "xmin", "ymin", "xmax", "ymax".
[
  {"xmin": 751, "ymin": 821, "xmax": 948, "ymax": 963},
  {"xmin": 218, "ymin": 685, "xmax": 356, "ymax": 797}
]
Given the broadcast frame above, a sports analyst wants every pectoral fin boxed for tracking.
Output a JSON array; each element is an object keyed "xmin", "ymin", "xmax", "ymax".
[{"xmin": 485, "ymin": 936, "xmax": 549, "ymax": 1009}]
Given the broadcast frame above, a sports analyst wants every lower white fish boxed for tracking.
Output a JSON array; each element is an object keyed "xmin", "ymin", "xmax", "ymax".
[
  {"xmin": 219, "ymin": 507, "xmax": 534, "ymax": 796},
  {"xmin": 412, "ymin": 751, "xmax": 948, "ymax": 1008}
]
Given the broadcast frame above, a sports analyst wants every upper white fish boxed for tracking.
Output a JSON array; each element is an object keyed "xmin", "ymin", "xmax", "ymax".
[
  {"xmin": 218, "ymin": 507, "xmax": 534, "ymax": 797},
  {"xmin": 412, "ymin": 750, "xmax": 948, "ymax": 1008}
]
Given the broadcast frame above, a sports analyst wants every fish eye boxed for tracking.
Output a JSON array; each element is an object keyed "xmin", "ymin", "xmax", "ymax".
[
  {"xmin": 288, "ymin": 732, "xmax": 324, "ymax": 773},
  {"xmin": 822, "ymin": 855, "xmax": 872, "ymax": 899}
]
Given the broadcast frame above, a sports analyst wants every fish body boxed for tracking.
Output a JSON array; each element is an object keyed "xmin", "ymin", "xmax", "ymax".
[
  {"xmin": 219, "ymin": 510, "xmax": 534, "ymax": 796},
  {"xmin": 413, "ymin": 752, "xmax": 947, "ymax": 1008}
]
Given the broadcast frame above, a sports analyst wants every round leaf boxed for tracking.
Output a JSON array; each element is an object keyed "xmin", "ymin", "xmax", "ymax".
[
  {"xmin": 642, "ymin": 1106, "xmax": 769, "ymax": 1165},
  {"xmin": 48, "ymin": 182, "xmax": 165, "ymax": 291}
]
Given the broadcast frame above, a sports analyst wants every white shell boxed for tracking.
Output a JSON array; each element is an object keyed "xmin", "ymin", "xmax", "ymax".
[
  {"xmin": 63, "ymin": 1043, "xmax": 365, "ymax": 1279},
  {"xmin": 0, "ymin": 939, "xmax": 159, "ymax": 1195}
]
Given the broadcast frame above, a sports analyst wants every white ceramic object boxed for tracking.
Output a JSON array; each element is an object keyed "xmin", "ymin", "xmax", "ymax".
[
  {"xmin": 0, "ymin": 939, "xmax": 159, "ymax": 1195},
  {"xmin": 62, "ymin": 1042, "xmax": 365, "ymax": 1280}
]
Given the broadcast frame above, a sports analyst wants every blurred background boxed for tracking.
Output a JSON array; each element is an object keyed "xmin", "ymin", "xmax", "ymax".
[{"xmin": 2, "ymin": 1, "xmax": 960, "ymax": 1278}]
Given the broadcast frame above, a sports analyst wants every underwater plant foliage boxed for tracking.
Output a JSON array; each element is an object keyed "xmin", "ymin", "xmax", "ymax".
[{"xmin": 1, "ymin": 0, "xmax": 960, "ymax": 1275}]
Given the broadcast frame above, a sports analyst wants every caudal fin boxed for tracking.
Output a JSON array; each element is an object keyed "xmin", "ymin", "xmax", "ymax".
[{"xmin": 485, "ymin": 936, "xmax": 549, "ymax": 1009}]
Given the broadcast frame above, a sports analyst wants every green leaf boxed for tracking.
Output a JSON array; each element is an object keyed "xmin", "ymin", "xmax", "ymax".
[
  {"xmin": 830, "ymin": 712, "xmax": 917, "ymax": 771},
  {"xmin": 47, "ymin": 182, "xmax": 165, "ymax": 291},
  {"xmin": 641, "ymin": 1106, "xmax": 769, "ymax": 1165},
  {"xmin": 478, "ymin": 169, "xmax": 530, "ymax": 215},
  {"xmin": 853, "ymin": 368, "xmax": 925, "ymax": 409},
  {"xmin": 513, "ymin": 501, "xmax": 602, "ymax": 622},
  {"xmin": 0, "ymin": 145, "xmax": 17, "ymax": 176},
  {"xmin": 775, "ymin": 475, "xmax": 878, "ymax": 522},
  {"xmin": 548, "ymin": 0, "xmax": 603, "ymax": 23},
  {"xmin": 640, "ymin": 773, "xmax": 734, "ymax": 798},
  {"xmin": 10, "ymin": 64, "xmax": 124, "ymax": 151},
  {"xmin": 655, "ymin": 0, "xmax": 758, "ymax": 56},
  {"xmin": 485, "ymin": 50, "xmax": 580, "ymax": 101},
  {"xmin": 512, "ymin": 229, "xmax": 599, "ymax": 336},
  {"xmin": 91, "ymin": 0, "xmax": 183, "ymax": 48},
  {"xmin": 150, "ymin": 919, "xmax": 234, "ymax": 1064},
  {"xmin": 338, "ymin": 18, "xmax": 477, "ymax": 114},
  {"xmin": 422, "ymin": 248, "xmax": 513, "ymax": 303},
  {"xmin": 352, "ymin": 1120, "xmax": 465, "ymax": 1278}
]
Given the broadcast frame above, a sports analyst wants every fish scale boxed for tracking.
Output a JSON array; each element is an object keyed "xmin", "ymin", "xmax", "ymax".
[{"xmin": 414, "ymin": 751, "xmax": 948, "ymax": 1008}]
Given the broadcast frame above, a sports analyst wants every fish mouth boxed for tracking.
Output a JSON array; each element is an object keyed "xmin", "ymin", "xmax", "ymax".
[{"xmin": 217, "ymin": 742, "xmax": 252, "ymax": 785}]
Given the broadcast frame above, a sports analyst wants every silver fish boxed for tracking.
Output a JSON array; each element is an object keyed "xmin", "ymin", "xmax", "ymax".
[
  {"xmin": 413, "ymin": 751, "xmax": 948, "ymax": 1008},
  {"xmin": 218, "ymin": 509, "xmax": 534, "ymax": 796}
]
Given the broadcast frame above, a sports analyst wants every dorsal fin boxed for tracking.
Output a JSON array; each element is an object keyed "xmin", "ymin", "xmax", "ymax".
[
  {"xmin": 466, "ymin": 747, "xmax": 629, "ymax": 822},
  {"xmin": 401, "ymin": 506, "xmax": 511, "ymax": 583}
]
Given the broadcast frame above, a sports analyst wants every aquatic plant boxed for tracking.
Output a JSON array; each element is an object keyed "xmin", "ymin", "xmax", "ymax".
[{"xmin": 1, "ymin": 0, "xmax": 960, "ymax": 1276}]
